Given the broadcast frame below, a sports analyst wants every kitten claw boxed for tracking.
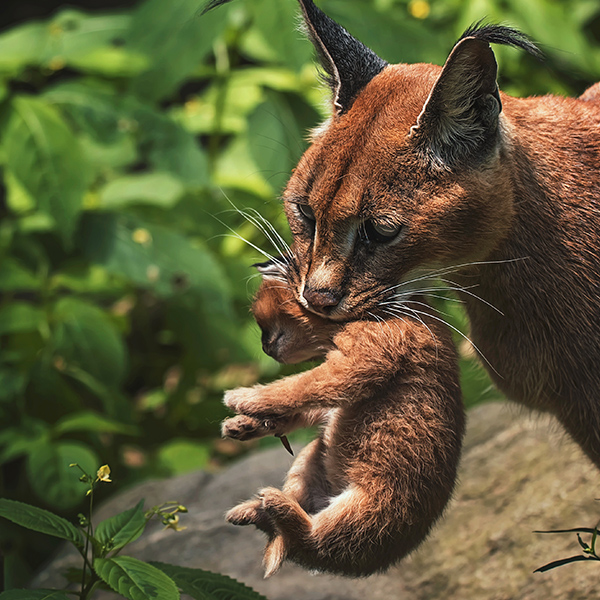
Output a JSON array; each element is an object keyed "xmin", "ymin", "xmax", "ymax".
[{"xmin": 276, "ymin": 434, "xmax": 294, "ymax": 455}]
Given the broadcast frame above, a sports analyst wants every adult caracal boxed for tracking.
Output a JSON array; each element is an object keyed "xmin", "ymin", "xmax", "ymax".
[
  {"xmin": 222, "ymin": 260, "xmax": 464, "ymax": 576},
  {"xmin": 205, "ymin": 0, "xmax": 600, "ymax": 467}
]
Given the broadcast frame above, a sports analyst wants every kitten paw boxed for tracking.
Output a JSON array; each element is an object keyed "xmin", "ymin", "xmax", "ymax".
[
  {"xmin": 226, "ymin": 498, "xmax": 263, "ymax": 525},
  {"xmin": 258, "ymin": 486, "xmax": 289, "ymax": 509},
  {"xmin": 259, "ymin": 487, "xmax": 311, "ymax": 533},
  {"xmin": 226, "ymin": 498, "xmax": 274, "ymax": 535},
  {"xmin": 221, "ymin": 414, "xmax": 277, "ymax": 441}
]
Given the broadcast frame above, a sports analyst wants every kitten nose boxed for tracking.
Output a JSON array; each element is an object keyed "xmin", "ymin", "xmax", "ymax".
[
  {"xmin": 262, "ymin": 330, "xmax": 283, "ymax": 356},
  {"xmin": 303, "ymin": 286, "xmax": 341, "ymax": 313}
]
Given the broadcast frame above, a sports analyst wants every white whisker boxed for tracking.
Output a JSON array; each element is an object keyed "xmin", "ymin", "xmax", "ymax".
[
  {"xmin": 245, "ymin": 207, "xmax": 291, "ymax": 255},
  {"xmin": 214, "ymin": 190, "xmax": 291, "ymax": 262},
  {"xmin": 379, "ymin": 257, "xmax": 527, "ymax": 299},
  {"xmin": 437, "ymin": 279, "xmax": 504, "ymax": 315},
  {"xmin": 381, "ymin": 304, "xmax": 439, "ymax": 360},
  {"xmin": 387, "ymin": 300, "xmax": 500, "ymax": 377}
]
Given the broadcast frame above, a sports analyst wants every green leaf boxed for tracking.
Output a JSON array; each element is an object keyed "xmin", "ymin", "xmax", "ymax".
[
  {"xmin": 0, "ymin": 498, "xmax": 83, "ymax": 547},
  {"xmin": 94, "ymin": 556, "xmax": 180, "ymax": 600},
  {"xmin": 178, "ymin": 67, "xmax": 304, "ymax": 136},
  {"xmin": 0, "ymin": 302, "xmax": 45, "ymax": 335},
  {"xmin": 68, "ymin": 47, "xmax": 149, "ymax": 77},
  {"xmin": 126, "ymin": 0, "xmax": 228, "ymax": 101},
  {"xmin": 0, "ymin": 22, "xmax": 49, "ymax": 76},
  {"xmin": 0, "ymin": 368, "xmax": 28, "ymax": 403},
  {"xmin": 151, "ymin": 562, "xmax": 268, "ymax": 600},
  {"xmin": 249, "ymin": 0, "xmax": 313, "ymax": 70},
  {"xmin": 100, "ymin": 172, "xmax": 185, "ymax": 209},
  {"xmin": 214, "ymin": 136, "xmax": 272, "ymax": 198},
  {"xmin": 53, "ymin": 411, "xmax": 139, "ymax": 436},
  {"xmin": 0, "ymin": 591, "xmax": 72, "ymax": 600},
  {"xmin": 325, "ymin": 0, "xmax": 444, "ymax": 64},
  {"xmin": 44, "ymin": 81, "xmax": 126, "ymax": 145},
  {"xmin": 46, "ymin": 85, "xmax": 208, "ymax": 183},
  {"xmin": 59, "ymin": 365, "xmax": 132, "ymax": 422},
  {"xmin": 534, "ymin": 554, "xmax": 597, "ymax": 573},
  {"xmin": 247, "ymin": 92, "xmax": 316, "ymax": 194},
  {"xmin": 4, "ymin": 169, "xmax": 36, "ymax": 213},
  {"xmin": 46, "ymin": 10, "xmax": 131, "ymax": 66},
  {"xmin": 157, "ymin": 440, "xmax": 210, "ymax": 475},
  {"xmin": 52, "ymin": 297, "xmax": 127, "ymax": 388},
  {"xmin": 0, "ymin": 419, "xmax": 48, "ymax": 462},
  {"xmin": 3, "ymin": 96, "xmax": 90, "ymax": 244},
  {"xmin": 95, "ymin": 500, "xmax": 147, "ymax": 553},
  {"xmin": 80, "ymin": 213, "xmax": 232, "ymax": 313},
  {"xmin": 27, "ymin": 440, "xmax": 99, "ymax": 510},
  {"xmin": 130, "ymin": 101, "xmax": 209, "ymax": 187}
]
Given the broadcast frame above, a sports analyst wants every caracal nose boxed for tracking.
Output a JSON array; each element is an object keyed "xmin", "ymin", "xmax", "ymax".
[{"xmin": 303, "ymin": 286, "xmax": 341, "ymax": 313}]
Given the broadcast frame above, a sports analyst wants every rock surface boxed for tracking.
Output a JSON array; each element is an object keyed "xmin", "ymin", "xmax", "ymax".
[{"xmin": 34, "ymin": 401, "xmax": 600, "ymax": 599}]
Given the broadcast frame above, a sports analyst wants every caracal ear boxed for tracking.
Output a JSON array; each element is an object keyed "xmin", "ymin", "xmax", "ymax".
[
  {"xmin": 409, "ymin": 36, "xmax": 502, "ymax": 171},
  {"xmin": 297, "ymin": 0, "xmax": 387, "ymax": 114}
]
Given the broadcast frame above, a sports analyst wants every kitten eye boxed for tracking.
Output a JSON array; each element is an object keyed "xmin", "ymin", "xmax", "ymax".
[
  {"xmin": 297, "ymin": 203, "xmax": 315, "ymax": 221},
  {"xmin": 364, "ymin": 219, "xmax": 403, "ymax": 243}
]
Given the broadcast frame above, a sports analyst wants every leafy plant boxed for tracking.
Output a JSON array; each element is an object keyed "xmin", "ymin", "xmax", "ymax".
[
  {"xmin": 0, "ymin": 464, "xmax": 266, "ymax": 600},
  {"xmin": 534, "ymin": 521, "xmax": 600, "ymax": 573}
]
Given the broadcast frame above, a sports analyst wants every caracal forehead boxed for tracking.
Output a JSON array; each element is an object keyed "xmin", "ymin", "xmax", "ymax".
[{"xmin": 286, "ymin": 64, "xmax": 442, "ymax": 216}]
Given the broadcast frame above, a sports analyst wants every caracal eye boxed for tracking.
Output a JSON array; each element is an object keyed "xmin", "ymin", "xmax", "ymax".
[
  {"xmin": 298, "ymin": 203, "xmax": 315, "ymax": 221},
  {"xmin": 365, "ymin": 219, "xmax": 403, "ymax": 243}
]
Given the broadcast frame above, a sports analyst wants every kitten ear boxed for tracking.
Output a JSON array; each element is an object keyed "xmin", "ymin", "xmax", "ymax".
[
  {"xmin": 409, "ymin": 36, "xmax": 502, "ymax": 171},
  {"xmin": 297, "ymin": 0, "xmax": 387, "ymax": 114},
  {"xmin": 253, "ymin": 258, "xmax": 287, "ymax": 281}
]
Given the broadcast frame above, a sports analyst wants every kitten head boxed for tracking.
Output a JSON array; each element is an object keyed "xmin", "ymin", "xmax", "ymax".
[{"xmin": 252, "ymin": 259, "xmax": 338, "ymax": 364}]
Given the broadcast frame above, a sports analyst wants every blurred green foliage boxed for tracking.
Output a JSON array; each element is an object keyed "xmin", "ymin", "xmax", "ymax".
[{"xmin": 0, "ymin": 0, "xmax": 599, "ymax": 585}]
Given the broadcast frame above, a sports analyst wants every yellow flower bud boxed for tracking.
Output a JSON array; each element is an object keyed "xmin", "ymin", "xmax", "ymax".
[
  {"xmin": 408, "ymin": 0, "xmax": 430, "ymax": 20},
  {"xmin": 96, "ymin": 465, "xmax": 112, "ymax": 483},
  {"xmin": 132, "ymin": 228, "xmax": 152, "ymax": 246}
]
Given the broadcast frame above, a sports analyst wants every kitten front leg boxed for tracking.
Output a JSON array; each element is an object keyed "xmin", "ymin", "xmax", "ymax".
[
  {"xmin": 223, "ymin": 382, "xmax": 303, "ymax": 417},
  {"xmin": 223, "ymin": 347, "xmax": 367, "ymax": 418}
]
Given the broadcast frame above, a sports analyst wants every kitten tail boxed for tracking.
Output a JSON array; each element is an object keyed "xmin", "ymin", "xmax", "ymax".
[{"xmin": 263, "ymin": 535, "xmax": 286, "ymax": 578}]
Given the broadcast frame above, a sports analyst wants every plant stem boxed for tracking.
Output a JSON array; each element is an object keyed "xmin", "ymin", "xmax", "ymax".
[
  {"xmin": 81, "ymin": 573, "xmax": 101, "ymax": 600},
  {"xmin": 80, "ymin": 489, "xmax": 95, "ymax": 597}
]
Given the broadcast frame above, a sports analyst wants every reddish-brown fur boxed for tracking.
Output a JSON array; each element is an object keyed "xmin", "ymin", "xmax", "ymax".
[
  {"xmin": 222, "ymin": 275, "xmax": 464, "ymax": 577},
  {"xmin": 281, "ymin": 59, "xmax": 600, "ymax": 468}
]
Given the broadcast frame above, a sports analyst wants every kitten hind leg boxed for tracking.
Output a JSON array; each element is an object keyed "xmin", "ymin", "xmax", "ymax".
[
  {"xmin": 281, "ymin": 437, "xmax": 331, "ymax": 513},
  {"xmin": 261, "ymin": 484, "xmax": 400, "ymax": 576}
]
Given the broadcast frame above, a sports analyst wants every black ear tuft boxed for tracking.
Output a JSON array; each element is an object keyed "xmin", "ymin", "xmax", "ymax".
[
  {"xmin": 297, "ymin": 0, "xmax": 387, "ymax": 113},
  {"xmin": 459, "ymin": 21, "xmax": 542, "ymax": 60}
]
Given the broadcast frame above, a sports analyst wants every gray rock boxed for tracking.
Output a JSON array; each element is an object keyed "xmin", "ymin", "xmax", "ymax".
[{"xmin": 34, "ymin": 401, "xmax": 600, "ymax": 599}]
